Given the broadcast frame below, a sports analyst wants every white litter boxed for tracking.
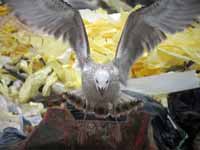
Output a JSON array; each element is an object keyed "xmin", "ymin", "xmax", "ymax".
[{"xmin": 126, "ymin": 71, "xmax": 200, "ymax": 95}]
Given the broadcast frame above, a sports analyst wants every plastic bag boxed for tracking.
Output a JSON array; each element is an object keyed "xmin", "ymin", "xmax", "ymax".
[
  {"xmin": 168, "ymin": 88, "xmax": 200, "ymax": 150},
  {"xmin": 0, "ymin": 127, "xmax": 26, "ymax": 150},
  {"xmin": 123, "ymin": 90, "xmax": 189, "ymax": 150}
]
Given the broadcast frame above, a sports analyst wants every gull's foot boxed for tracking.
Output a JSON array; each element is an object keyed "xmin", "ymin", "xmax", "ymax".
[{"xmin": 113, "ymin": 92, "xmax": 142, "ymax": 117}]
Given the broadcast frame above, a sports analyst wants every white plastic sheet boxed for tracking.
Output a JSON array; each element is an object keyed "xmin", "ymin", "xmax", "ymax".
[{"xmin": 126, "ymin": 71, "xmax": 200, "ymax": 95}]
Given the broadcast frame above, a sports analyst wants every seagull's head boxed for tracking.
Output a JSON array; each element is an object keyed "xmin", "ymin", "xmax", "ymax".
[{"xmin": 94, "ymin": 69, "xmax": 110, "ymax": 96}]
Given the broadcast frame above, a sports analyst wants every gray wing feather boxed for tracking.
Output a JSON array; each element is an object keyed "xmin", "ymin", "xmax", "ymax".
[
  {"xmin": 6, "ymin": 0, "xmax": 90, "ymax": 68},
  {"xmin": 114, "ymin": 0, "xmax": 200, "ymax": 84}
]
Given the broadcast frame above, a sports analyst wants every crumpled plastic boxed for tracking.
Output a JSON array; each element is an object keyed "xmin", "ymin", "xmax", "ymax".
[
  {"xmin": 0, "ymin": 95, "xmax": 9, "ymax": 112},
  {"xmin": 0, "ymin": 5, "xmax": 9, "ymax": 16},
  {"xmin": 0, "ymin": 127, "xmax": 26, "ymax": 149},
  {"xmin": 19, "ymin": 67, "xmax": 52, "ymax": 103},
  {"xmin": 0, "ymin": 73, "xmax": 17, "ymax": 99},
  {"xmin": 0, "ymin": 56, "xmax": 11, "ymax": 68},
  {"xmin": 0, "ymin": 109, "xmax": 22, "ymax": 133},
  {"xmin": 0, "ymin": 94, "xmax": 44, "ymax": 137},
  {"xmin": 20, "ymin": 102, "xmax": 44, "ymax": 126}
]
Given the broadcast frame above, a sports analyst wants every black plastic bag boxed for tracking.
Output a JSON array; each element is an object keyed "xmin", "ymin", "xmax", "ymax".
[
  {"xmin": 124, "ymin": 0, "xmax": 157, "ymax": 7},
  {"xmin": 168, "ymin": 88, "xmax": 200, "ymax": 150},
  {"xmin": 122, "ymin": 90, "xmax": 188, "ymax": 150},
  {"xmin": 193, "ymin": 131, "xmax": 200, "ymax": 150},
  {"xmin": 152, "ymin": 111, "xmax": 188, "ymax": 150}
]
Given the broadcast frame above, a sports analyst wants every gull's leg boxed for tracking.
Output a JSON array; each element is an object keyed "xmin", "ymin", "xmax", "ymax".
[
  {"xmin": 78, "ymin": 99, "xmax": 89, "ymax": 144},
  {"xmin": 64, "ymin": 89, "xmax": 89, "ymax": 144},
  {"xmin": 83, "ymin": 99, "xmax": 88, "ymax": 120},
  {"xmin": 110, "ymin": 93, "xmax": 141, "ymax": 143},
  {"xmin": 104, "ymin": 102, "xmax": 122, "ymax": 143},
  {"xmin": 113, "ymin": 92, "xmax": 142, "ymax": 122},
  {"xmin": 110, "ymin": 103, "xmax": 122, "ymax": 143},
  {"xmin": 114, "ymin": 115, "xmax": 122, "ymax": 143}
]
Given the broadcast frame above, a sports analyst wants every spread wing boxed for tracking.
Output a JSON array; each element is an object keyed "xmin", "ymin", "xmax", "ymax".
[
  {"xmin": 6, "ymin": 0, "xmax": 90, "ymax": 68},
  {"xmin": 114, "ymin": 0, "xmax": 200, "ymax": 84}
]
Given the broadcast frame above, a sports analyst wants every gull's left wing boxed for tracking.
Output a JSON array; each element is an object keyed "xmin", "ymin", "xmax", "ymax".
[
  {"xmin": 6, "ymin": 0, "xmax": 90, "ymax": 68},
  {"xmin": 114, "ymin": 0, "xmax": 200, "ymax": 84}
]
